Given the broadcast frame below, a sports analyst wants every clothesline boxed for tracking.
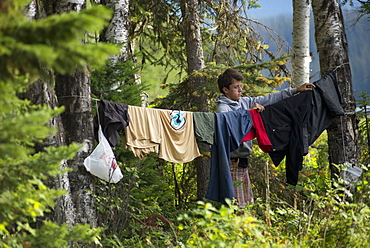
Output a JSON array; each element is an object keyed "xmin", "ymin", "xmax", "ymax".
[
  {"xmin": 92, "ymin": 72, "xmax": 344, "ymax": 205},
  {"xmin": 332, "ymin": 62, "xmax": 350, "ymax": 72}
]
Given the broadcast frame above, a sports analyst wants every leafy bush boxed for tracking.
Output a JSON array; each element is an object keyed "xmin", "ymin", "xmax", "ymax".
[
  {"xmin": 177, "ymin": 200, "xmax": 283, "ymax": 248},
  {"xmin": 0, "ymin": 78, "xmax": 103, "ymax": 247}
]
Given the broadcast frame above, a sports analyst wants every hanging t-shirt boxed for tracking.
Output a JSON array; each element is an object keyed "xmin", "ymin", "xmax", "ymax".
[
  {"xmin": 158, "ymin": 109, "xmax": 201, "ymax": 163},
  {"xmin": 124, "ymin": 105, "xmax": 161, "ymax": 158},
  {"xmin": 124, "ymin": 106, "xmax": 201, "ymax": 163}
]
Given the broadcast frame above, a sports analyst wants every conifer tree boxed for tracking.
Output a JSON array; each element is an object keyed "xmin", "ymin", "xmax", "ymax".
[{"xmin": 0, "ymin": 0, "xmax": 118, "ymax": 246}]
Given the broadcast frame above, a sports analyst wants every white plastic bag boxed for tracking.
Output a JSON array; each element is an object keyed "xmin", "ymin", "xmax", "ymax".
[
  {"xmin": 340, "ymin": 162, "xmax": 363, "ymax": 186},
  {"xmin": 84, "ymin": 125, "xmax": 123, "ymax": 183}
]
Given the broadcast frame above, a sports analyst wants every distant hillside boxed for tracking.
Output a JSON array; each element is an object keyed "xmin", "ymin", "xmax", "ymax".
[{"xmin": 252, "ymin": 8, "xmax": 370, "ymax": 99}]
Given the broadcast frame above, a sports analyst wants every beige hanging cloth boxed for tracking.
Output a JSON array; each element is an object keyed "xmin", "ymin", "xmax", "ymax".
[{"xmin": 124, "ymin": 105, "xmax": 201, "ymax": 163}]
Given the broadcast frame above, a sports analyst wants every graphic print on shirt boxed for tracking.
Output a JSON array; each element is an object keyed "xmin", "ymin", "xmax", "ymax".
[
  {"xmin": 124, "ymin": 106, "xmax": 200, "ymax": 163},
  {"xmin": 170, "ymin": 110, "xmax": 186, "ymax": 130}
]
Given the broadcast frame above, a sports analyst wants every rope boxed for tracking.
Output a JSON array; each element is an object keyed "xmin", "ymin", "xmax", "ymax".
[
  {"xmin": 57, "ymin": 95, "xmax": 101, "ymax": 102},
  {"xmin": 332, "ymin": 62, "xmax": 349, "ymax": 73}
]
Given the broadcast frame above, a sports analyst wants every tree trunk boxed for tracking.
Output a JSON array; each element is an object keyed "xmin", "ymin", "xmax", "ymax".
[
  {"xmin": 52, "ymin": 0, "xmax": 86, "ymax": 13},
  {"xmin": 100, "ymin": 0, "xmax": 146, "ymax": 105},
  {"xmin": 182, "ymin": 0, "xmax": 205, "ymax": 75},
  {"xmin": 101, "ymin": 0, "xmax": 130, "ymax": 64},
  {"xmin": 180, "ymin": 0, "xmax": 210, "ymax": 200},
  {"xmin": 24, "ymin": 1, "xmax": 81, "ymax": 228},
  {"xmin": 55, "ymin": 69, "xmax": 96, "ymax": 226},
  {"xmin": 20, "ymin": 75, "xmax": 79, "ymax": 227},
  {"xmin": 292, "ymin": 0, "xmax": 311, "ymax": 87},
  {"xmin": 51, "ymin": 0, "xmax": 97, "ymax": 227},
  {"xmin": 312, "ymin": 0, "xmax": 360, "ymax": 176}
]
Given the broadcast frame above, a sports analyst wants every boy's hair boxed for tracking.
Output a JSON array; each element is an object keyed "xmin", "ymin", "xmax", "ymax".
[{"xmin": 217, "ymin": 68, "xmax": 245, "ymax": 93}]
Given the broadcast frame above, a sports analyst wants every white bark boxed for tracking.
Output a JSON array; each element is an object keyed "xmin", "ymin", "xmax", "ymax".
[
  {"xmin": 25, "ymin": 1, "xmax": 37, "ymax": 19},
  {"xmin": 55, "ymin": 69, "xmax": 97, "ymax": 227},
  {"xmin": 51, "ymin": 0, "xmax": 97, "ymax": 228},
  {"xmin": 103, "ymin": 0, "xmax": 130, "ymax": 64},
  {"xmin": 292, "ymin": 0, "xmax": 311, "ymax": 87},
  {"xmin": 54, "ymin": 161, "xmax": 77, "ymax": 227}
]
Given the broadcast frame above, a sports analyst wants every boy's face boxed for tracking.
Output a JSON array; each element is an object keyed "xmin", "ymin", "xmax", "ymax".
[{"xmin": 223, "ymin": 80, "xmax": 242, "ymax": 101}]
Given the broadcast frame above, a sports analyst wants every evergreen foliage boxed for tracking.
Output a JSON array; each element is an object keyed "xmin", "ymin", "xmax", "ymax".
[
  {"xmin": 130, "ymin": 0, "xmax": 291, "ymax": 91},
  {"xmin": 91, "ymin": 59, "xmax": 149, "ymax": 105},
  {"xmin": 152, "ymin": 57, "xmax": 291, "ymax": 112},
  {"xmin": 0, "ymin": 1, "xmax": 118, "ymax": 82},
  {"xmin": 0, "ymin": 0, "xmax": 118, "ymax": 246}
]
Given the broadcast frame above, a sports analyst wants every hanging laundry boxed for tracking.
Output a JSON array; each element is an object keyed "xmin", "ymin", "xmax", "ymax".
[
  {"xmin": 124, "ymin": 105, "xmax": 201, "ymax": 163},
  {"xmin": 242, "ymin": 109, "xmax": 272, "ymax": 153},
  {"xmin": 206, "ymin": 109, "xmax": 252, "ymax": 204},
  {"xmin": 95, "ymin": 99, "xmax": 130, "ymax": 147},
  {"xmin": 193, "ymin": 111, "xmax": 216, "ymax": 145},
  {"xmin": 304, "ymin": 72, "xmax": 344, "ymax": 148},
  {"xmin": 261, "ymin": 72, "xmax": 344, "ymax": 185},
  {"xmin": 262, "ymin": 91, "xmax": 312, "ymax": 185},
  {"xmin": 124, "ymin": 106, "xmax": 161, "ymax": 158},
  {"xmin": 158, "ymin": 109, "xmax": 201, "ymax": 163}
]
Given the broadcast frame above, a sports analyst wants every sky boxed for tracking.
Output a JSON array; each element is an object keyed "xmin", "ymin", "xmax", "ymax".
[
  {"xmin": 247, "ymin": 0, "xmax": 360, "ymax": 19},
  {"xmin": 248, "ymin": 0, "xmax": 293, "ymax": 18}
]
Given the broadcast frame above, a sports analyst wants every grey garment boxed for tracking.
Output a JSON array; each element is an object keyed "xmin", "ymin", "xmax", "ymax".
[
  {"xmin": 215, "ymin": 88, "xmax": 296, "ymax": 112},
  {"xmin": 230, "ymin": 140, "xmax": 253, "ymax": 158},
  {"xmin": 216, "ymin": 87, "xmax": 297, "ymax": 158},
  {"xmin": 193, "ymin": 112, "xmax": 215, "ymax": 145}
]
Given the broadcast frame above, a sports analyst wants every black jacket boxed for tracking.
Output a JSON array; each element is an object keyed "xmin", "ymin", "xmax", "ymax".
[
  {"xmin": 94, "ymin": 99, "xmax": 130, "ymax": 147},
  {"xmin": 261, "ymin": 73, "xmax": 344, "ymax": 185}
]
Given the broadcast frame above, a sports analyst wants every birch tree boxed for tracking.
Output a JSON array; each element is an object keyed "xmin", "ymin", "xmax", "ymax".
[
  {"xmin": 52, "ymin": 0, "xmax": 98, "ymax": 227},
  {"xmin": 101, "ymin": 0, "xmax": 130, "ymax": 64},
  {"xmin": 292, "ymin": 0, "xmax": 311, "ymax": 87},
  {"xmin": 312, "ymin": 0, "xmax": 360, "ymax": 176}
]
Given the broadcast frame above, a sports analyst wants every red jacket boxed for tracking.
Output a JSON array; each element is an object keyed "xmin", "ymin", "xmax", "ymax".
[{"xmin": 242, "ymin": 109, "xmax": 272, "ymax": 153}]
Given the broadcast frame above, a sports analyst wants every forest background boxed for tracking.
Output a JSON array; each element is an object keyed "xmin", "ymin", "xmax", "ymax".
[
  {"xmin": 1, "ymin": 0, "xmax": 370, "ymax": 247},
  {"xmin": 144, "ymin": 0, "xmax": 370, "ymax": 101}
]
